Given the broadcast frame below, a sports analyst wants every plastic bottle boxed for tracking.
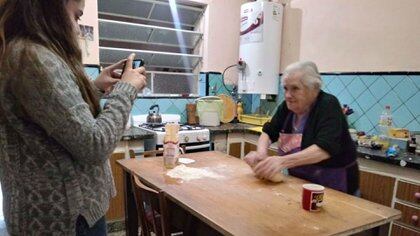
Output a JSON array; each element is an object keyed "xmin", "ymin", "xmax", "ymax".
[
  {"xmin": 379, "ymin": 105, "xmax": 391, "ymax": 123},
  {"xmin": 378, "ymin": 105, "xmax": 392, "ymax": 149},
  {"xmin": 237, "ymin": 102, "xmax": 243, "ymax": 120}
]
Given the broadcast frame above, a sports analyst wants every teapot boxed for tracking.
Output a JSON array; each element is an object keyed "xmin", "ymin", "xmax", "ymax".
[{"xmin": 146, "ymin": 105, "xmax": 162, "ymax": 125}]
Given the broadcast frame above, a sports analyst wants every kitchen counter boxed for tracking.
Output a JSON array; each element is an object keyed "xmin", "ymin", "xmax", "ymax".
[
  {"xmin": 206, "ymin": 122, "xmax": 261, "ymax": 135},
  {"xmin": 357, "ymin": 146, "xmax": 419, "ymax": 170},
  {"xmin": 121, "ymin": 126, "xmax": 155, "ymax": 141},
  {"xmin": 358, "ymin": 157, "xmax": 420, "ymax": 182},
  {"xmin": 208, "ymin": 123, "xmax": 420, "ymax": 170}
]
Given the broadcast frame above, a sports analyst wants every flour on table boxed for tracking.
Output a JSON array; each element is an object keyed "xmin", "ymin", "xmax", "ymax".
[
  {"xmin": 178, "ymin": 157, "xmax": 195, "ymax": 164},
  {"xmin": 166, "ymin": 164, "xmax": 224, "ymax": 181}
]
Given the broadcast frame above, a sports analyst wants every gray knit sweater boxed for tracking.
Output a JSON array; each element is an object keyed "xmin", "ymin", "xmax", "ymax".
[{"xmin": 0, "ymin": 41, "xmax": 137, "ymax": 235}]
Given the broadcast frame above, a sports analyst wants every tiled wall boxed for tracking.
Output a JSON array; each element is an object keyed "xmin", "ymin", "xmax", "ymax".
[
  {"xmin": 84, "ymin": 66, "xmax": 100, "ymax": 79},
  {"xmin": 86, "ymin": 69, "xmax": 234, "ymax": 124},
  {"xmin": 86, "ymin": 66, "xmax": 197, "ymax": 123},
  {"xmin": 0, "ymin": 184, "xmax": 5, "ymax": 236},
  {"xmin": 131, "ymin": 98, "xmax": 196, "ymax": 123},
  {"xmin": 241, "ymin": 74, "xmax": 420, "ymax": 134},
  {"xmin": 129, "ymin": 73, "xmax": 234, "ymax": 124},
  {"xmin": 85, "ymin": 67, "xmax": 419, "ymax": 133},
  {"xmin": 323, "ymin": 74, "xmax": 419, "ymax": 133},
  {"xmin": 205, "ymin": 73, "xmax": 234, "ymax": 96}
]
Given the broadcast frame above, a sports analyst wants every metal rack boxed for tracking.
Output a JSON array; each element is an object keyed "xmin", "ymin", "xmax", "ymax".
[
  {"xmin": 100, "ymin": 47, "xmax": 202, "ymax": 70},
  {"xmin": 99, "ymin": 19, "xmax": 203, "ymax": 50},
  {"xmin": 142, "ymin": 71, "xmax": 199, "ymax": 96},
  {"xmin": 98, "ymin": 0, "xmax": 205, "ymax": 96},
  {"xmin": 98, "ymin": 0, "xmax": 205, "ymax": 29}
]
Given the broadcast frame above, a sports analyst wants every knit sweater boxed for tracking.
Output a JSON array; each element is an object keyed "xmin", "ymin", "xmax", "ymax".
[{"xmin": 0, "ymin": 41, "xmax": 137, "ymax": 235}]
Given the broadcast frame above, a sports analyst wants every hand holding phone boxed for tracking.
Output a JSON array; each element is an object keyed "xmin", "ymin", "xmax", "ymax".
[
  {"xmin": 122, "ymin": 59, "xmax": 144, "ymax": 75},
  {"xmin": 121, "ymin": 55, "xmax": 147, "ymax": 91}
]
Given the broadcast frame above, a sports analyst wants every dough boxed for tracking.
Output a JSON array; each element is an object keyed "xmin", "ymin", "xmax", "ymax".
[
  {"xmin": 250, "ymin": 164, "xmax": 284, "ymax": 182},
  {"xmin": 269, "ymin": 172, "xmax": 284, "ymax": 183}
]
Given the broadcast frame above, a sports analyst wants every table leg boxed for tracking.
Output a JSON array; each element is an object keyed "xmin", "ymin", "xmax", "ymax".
[
  {"xmin": 351, "ymin": 223, "xmax": 390, "ymax": 236},
  {"xmin": 377, "ymin": 223, "xmax": 390, "ymax": 236},
  {"xmin": 123, "ymin": 170, "xmax": 139, "ymax": 236}
]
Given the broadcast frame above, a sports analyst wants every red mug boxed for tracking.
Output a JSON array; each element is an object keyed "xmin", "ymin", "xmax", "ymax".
[{"xmin": 302, "ymin": 184, "xmax": 325, "ymax": 211}]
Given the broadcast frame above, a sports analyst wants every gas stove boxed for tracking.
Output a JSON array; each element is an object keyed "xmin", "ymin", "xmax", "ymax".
[
  {"xmin": 140, "ymin": 124, "xmax": 205, "ymax": 132},
  {"xmin": 133, "ymin": 114, "xmax": 211, "ymax": 152},
  {"xmin": 138, "ymin": 123, "xmax": 210, "ymax": 145}
]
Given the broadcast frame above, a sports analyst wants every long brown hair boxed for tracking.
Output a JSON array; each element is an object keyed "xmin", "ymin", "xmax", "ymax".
[{"xmin": 0, "ymin": 0, "xmax": 100, "ymax": 116}]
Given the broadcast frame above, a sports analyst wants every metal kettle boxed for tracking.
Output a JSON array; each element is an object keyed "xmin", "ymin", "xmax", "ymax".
[{"xmin": 147, "ymin": 105, "xmax": 162, "ymax": 124}]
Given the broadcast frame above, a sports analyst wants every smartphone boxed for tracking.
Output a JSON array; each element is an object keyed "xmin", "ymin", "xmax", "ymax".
[{"xmin": 122, "ymin": 59, "xmax": 144, "ymax": 74}]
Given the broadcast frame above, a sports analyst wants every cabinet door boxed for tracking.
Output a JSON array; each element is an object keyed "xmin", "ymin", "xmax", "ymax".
[
  {"xmin": 396, "ymin": 181, "xmax": 420, "ymax": 206},
  {"xmin": 359, "ymin": 170, "xmax": 396, "ymax": 207},
  {"xmin": 106, "ymin": 152, "xmax": 125, "ymax": 221},
  {"xmin": 229, "ymin": 142, "xmax": 242, "ymax": 158},
  {"xmin": 243, "ymin": 142, "xmax": 278, "ymax": 157},
  {"xmin": 212, "ymin": 134, "xmax": 228, "ymax": 153},
  {"xmin": 394, "ymin": 202, "xmax": 420, "ymax": 230},
  {"xmin": 244, "ymin": 142, "xmax": 257, "ymax": 156},
  {"xmin": 391, "ymin": 223, "xmax": 420, "ymax": 236}
]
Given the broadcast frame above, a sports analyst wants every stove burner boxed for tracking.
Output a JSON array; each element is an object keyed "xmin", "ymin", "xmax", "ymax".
[
  {"xmin": 139, "ymin": 123, "xmax": 204, "ymax": 132},
  {"xmin": 153, "ymin": 127, "xmax": 165, "ymax": 132},
  {"xmin": 181, "ymin": 125, "xmax": 203, "ymax": 131}
]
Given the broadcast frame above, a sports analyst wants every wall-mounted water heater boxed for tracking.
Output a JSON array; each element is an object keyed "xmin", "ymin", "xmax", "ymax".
[{"xmin": 238, "ymin": 0, "xmax": 283, "ymax": 95}]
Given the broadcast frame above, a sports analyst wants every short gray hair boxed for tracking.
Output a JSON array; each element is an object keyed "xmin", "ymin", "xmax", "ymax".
[{"xmin": 281, "ymin": 61, "xmax": 322, "ymax": 90}]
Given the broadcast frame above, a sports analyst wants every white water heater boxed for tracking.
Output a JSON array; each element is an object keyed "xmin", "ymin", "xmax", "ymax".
[{"xmin": 238, "ymin": 0, "xmax": 283, "ymax": 95}]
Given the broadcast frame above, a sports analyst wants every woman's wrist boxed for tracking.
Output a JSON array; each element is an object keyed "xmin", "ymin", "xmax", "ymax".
[
  {"xmin": 280, "ymin": 154, "xmax": 305, "ymax": 169},
  {"xmin": 256, "ymin": 148, "xmax": 268, "ymax": 156},
  {"xmin": 92, "ymin": 80, "xmax": 106, "ymax": 93}
]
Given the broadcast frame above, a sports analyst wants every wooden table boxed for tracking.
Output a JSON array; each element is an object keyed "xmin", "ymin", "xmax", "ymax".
[{"xmin": 117, "ymin": 151, "xmax": 401, "ymax": 236}]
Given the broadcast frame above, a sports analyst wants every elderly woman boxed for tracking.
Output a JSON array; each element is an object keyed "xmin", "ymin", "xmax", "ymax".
[{"xmin": 244, "ymin": 61, "xmax": 359, "ymax": 195}]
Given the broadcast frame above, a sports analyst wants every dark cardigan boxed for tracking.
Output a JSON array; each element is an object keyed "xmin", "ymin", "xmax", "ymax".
[{"xmin": 263, "ymin": 91, "xmax": 359, "ymax": 193}]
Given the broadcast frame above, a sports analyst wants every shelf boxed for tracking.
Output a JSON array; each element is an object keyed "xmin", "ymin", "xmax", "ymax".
[
  {"xmin": 98, "ymin": 0, "xmax": 205, "ymax": 96},
  {"xmin": 138, "ymin": 71, "xmax": 199, "ymax": 96},
  {"xmin": 98, "ymin": 0, "xmax": 205, "ymax": 28},
  {"xmin": 151, "ymin": 71, "xmax": 198, "ymax": 95},
  {"xmin": 99, "ymin": 19, "xmax": 202, "ymax": 49},
  {"xmin": 100, "ymin": 47, "xmax": 202, "ymax": 70}
]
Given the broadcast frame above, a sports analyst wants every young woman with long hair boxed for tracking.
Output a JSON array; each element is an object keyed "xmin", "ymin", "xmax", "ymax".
[{"xmin": 0, "ymin": 0, "xmax": 146, "ymax": 235}]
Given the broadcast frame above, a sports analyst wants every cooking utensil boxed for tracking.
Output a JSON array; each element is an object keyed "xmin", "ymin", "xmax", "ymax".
[
  {"xmin": 217, "ymin": 94, "xmax": 236, "ymax": 123},
  {"xmin": 146, "ymin": 105, "xmax": 162, "ymax": 125}
]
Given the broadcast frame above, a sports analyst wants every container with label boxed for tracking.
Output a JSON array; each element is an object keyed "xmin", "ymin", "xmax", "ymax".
[{"xmin": 163, "ymin": 123, "xmax": 180, "ymax": 169}]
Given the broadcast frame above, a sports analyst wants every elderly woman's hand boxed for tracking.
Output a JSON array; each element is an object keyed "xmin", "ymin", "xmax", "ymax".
[
  {"xmin": 244, "ymin": 151, "xmax": 267, "ymax": 167},
  {"xmin": 253, "ymin": 156, "xmax": 287, "ymax": 180}
]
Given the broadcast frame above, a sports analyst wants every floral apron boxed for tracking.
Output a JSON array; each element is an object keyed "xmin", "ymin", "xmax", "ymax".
[{"xmin": 278, "ymin": 113, "xmax": 355, "ymax": 193}]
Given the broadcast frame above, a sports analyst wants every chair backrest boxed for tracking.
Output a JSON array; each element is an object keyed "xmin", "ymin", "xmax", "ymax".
[
  {"xmin": 131, "ymin": 174, "xmax": 169, "ymax": 236},
  {"xmin": 143, "ymin": 149, "xmax": 164, "ymax": 158},
  {"xmin": 129, "ymin": 149, "xmax": 164, "ymax": 159}
]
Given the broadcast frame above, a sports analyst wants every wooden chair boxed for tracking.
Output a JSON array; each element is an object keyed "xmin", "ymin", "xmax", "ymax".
[
  {"xmin": 131, "ymin": 174, "xmax": 170, "ymax": 236},
  {"xmin": 143, "ymin": 149, "xmax": 164, "ymax": 158},
  {"xmin": 129, "ymin": 149, "xmax": 184, "ymax": 236},
  {"xmin": 129, "ymin": 150, "xmax": 192, "ymax": 236},
  {"xmin": 128, "ymin": 149, "xmax": 164, "ymax": 158}
]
